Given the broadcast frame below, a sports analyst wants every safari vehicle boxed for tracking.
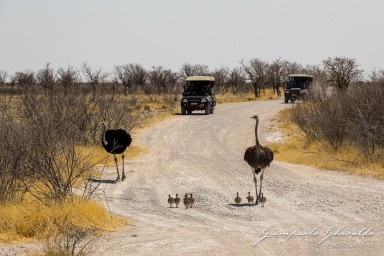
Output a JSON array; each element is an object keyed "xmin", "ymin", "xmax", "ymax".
[
  {"xmin": 181, "ymin": 76, "xmax": 216, "ymax": 115},
  {"xmin": 284, "ymin": 74, "xmax": 313, "ymax": 103}
]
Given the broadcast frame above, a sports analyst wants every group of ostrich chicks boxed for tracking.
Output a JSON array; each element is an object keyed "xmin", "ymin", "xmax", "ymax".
[
  {"xmin": 101, "ymin": 115, "xmax": 273, "ymax": 209},
  {"xmin": 235, "ymin": 192, "xmax": 266, "ymax": 207},
  {"xmin": 166, "ymin": 192, "xmax": 266, "ymax": 209},
  {"xmin": 168, "ymin": 193, "xmax": 195, "ymax": 209}
]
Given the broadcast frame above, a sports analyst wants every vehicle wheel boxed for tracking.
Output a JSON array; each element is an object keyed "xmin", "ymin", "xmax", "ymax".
[
  {"xmin": 204, "ymin": 105, "xmax": 210, "ymax": 115},
  {"xmin": 284, "ymin": 97, "xmax": 289, "ymax": 103},
  {"xmin": 181, "ymin": 107, "xmax": 186, "ymax": 115},
  {"xmin": 210, "ymin": 107, "xmax": 214, "ymax": 114},
  {"xmin": 187, "ymin": 109, "xmax": 192, "ymax": 115}
]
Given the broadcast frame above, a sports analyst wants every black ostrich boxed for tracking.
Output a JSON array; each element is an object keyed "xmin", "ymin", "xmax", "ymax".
[
  {"xmin": 244, "ymin": 115, "xmax": 274, "ymax": 204},
  {"xmin": 101, "ymin": 122, "xmax": 132, "ymax": 181}
]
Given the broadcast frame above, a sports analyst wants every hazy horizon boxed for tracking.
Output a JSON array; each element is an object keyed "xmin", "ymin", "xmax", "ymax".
[{"xmin": 1, "ymin": 0, "xmax": 383, "ymax": 77}]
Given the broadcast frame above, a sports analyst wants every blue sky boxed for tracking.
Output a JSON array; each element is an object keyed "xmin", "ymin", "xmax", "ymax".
[{"xmin": 1, "ymin": 0, "xmax": 383, "ymax": 75}]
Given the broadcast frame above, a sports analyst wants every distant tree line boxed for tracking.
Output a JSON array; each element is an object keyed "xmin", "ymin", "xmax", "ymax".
[{"xmin": 1, "ymin": 56, "xmax": 382, "ymax": 98}]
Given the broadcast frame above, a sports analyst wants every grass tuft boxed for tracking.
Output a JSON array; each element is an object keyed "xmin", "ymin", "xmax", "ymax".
[{"xmin": 0, "ymin": 196, "xmax": 127, "ymax": 245}]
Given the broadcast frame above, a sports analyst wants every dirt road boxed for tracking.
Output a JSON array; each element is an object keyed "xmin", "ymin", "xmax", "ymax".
[
  {"xmin": 89, "ymin": 100, "xmax": 384, "ymax": 256},
  {"xmin": 2, "ymin": 100, "xmax": 383, "ymax": 256}
]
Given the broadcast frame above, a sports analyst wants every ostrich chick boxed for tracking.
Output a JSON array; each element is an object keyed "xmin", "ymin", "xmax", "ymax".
[
  {"xmin": 235, "ymin": 192, "xmax": 241, "ymax": 206},
  {"xmin": 260, "ymin": 193, "xmax": 267, "ymax": 207},
  {"xmin": 168, "ymin": 194, "xmax": 175, "ymax": 208},
  {"xmin": 246, "ymin": 192, "xmax": 254, "ymax": 206},
  {"xmin": 174, "ymin": 194, "xmax": 181, "ymax": 208},
  {"xmin": 189, "ymin": 193, "xmax": 195, "ymax": 208},
  {"xmin": 183, "ymin": 193, "xmax": 190, "ymax": 209}
]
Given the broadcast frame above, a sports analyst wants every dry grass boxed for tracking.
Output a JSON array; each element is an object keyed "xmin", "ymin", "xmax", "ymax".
[
  {"xmin": 0, "ymin": 195, "xmax": 127, "ymax": 245},
  {"xmin": 270, "ymin": 108, "xmax": 384, "ymax": 178},
  {"xmin": 216, "ymin": 89, "xmax": 280, "ymax": 104}
]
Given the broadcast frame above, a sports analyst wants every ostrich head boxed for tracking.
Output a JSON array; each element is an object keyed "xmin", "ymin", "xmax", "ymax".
[{"xmin": 251, "ymin": 115, "xmax": 259, "ymax": 120}]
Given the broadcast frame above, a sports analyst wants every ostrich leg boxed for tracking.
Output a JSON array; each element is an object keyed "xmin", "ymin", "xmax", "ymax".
[
  {"xmin": 121, "ymin": 153, "xmax": 126, "ymax": 181},
  {"xmin": 114, "ymin": 154, "xmax": 120, "ymax": 181},
  {"xmin": 258, "ymin": 169, "xmax": 265, "ymax": 203},
  {"xmin": 253, "ymin": 168, "xmax": 259, "ymax": 205}
]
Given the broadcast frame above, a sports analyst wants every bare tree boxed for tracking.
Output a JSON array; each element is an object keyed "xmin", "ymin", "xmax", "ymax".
[
  {"xmin": 303, "ymin": 64, "xmax": 327, "ymax": 85},
  {"xmin": 0, "ymin": 70, "xmax": 7, "ymax": 85},
  {"xmin": 0, "ymin": 119, "xmax": 27, "ymax": 202},
  {"xmin": 82, "ymin": 62, "xmax": 109, "ymax": 100},
  {"xmin": 148, "ymin": 66, "xmax": 179, "ymax": 95},
  {"xmin": 212, "ymin": 66, "xmax": 230, "ymax": 93},
  {"xmin": 57, "ymin": 65, "xmax": 79, "ymax": 96},
  {"xmin": 166, "ymin": 69, "xmax": 179, "ymax": 94},
  {"xmin": 13, "ymin": 71, "xmax": 36, "ymax": 86},
  {"xmin": 179, "ymin": 63, "xmax": 210, "ymax": 79},
  {"xmin": 36, "ymin": 63, "xmax": 56, "ymax": 96},
  {"xmin": 114, "ymin": 64, "xmax": 134, "ymax": 96},
  {"xmin": 130, "ymin": 63, "xmax": 148, "ymax": 92},
  {"xmin": 323, "ymin": 56, "xmax": 363, "ymax": 90},
  {"xmin": 268, "ymin": 58, "xmax": 286, "ymax": 96},
  {"xmin": 241, "ymin": 58, "xmax": 269, "ymax": 98},
  {"xmin": 284, "ymin": 61, "xmax": 303, "ymax": 75},
  {"xmin": 369, "ymin": 69, "xmax": 384, "ymax": 85},
  {"xmin": 227, "ymin": 67, "xmax": 245, "ymax": 94},
  {"xmin": 149, "ymin": 66, "xmax": 168, "ymax": 94}
]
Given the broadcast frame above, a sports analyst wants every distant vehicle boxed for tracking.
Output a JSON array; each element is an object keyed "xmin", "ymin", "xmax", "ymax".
[
  {"xmin": 180, "ymin": 76, "xmax": 216, "ymax": 115},
  {"xmin": 284, "ymin": 74, "xmax": 313, "ymax": 103}
]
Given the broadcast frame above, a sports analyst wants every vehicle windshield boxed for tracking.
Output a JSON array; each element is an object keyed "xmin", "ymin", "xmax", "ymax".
[
  {"xmin": 183, "ymin": 81, "xmax": 213, "ymax": 96},
  {"xmin": 286, "ymin": 77, "xmax": 312, "ymax": 89},
  {"xmin": 286, "ymin": 81, "xmax": 308, "ymax": 89}
]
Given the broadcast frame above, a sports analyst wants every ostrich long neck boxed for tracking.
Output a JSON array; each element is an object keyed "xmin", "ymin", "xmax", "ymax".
[
  {"xmin": 101, "ymin": 123, "xmax": 109, "ymax": 145},
  {"xmin": 255, "ymin": 118, "xmax": 260, "ymax": 147}
]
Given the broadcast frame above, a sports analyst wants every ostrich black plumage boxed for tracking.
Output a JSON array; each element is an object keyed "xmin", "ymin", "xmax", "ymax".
[
  {"xmin": 101, "ymin": 122, "xmax": 132, "ymax": 181},
  {"xmin": 244, "ymin": 115, "xmax": 274, "ymax": 204}
]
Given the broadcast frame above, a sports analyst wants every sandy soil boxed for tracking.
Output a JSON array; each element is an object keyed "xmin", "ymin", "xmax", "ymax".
[{"xmin": 1, "ymin": 100, "xmax": 383, "ymax": 256}]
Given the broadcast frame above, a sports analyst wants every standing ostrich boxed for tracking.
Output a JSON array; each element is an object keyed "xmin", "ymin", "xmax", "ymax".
[
  {"xmin": 101, "ymin": 122, "xmax": 132, "ymax": 181},
  {"xmin": 244, "ymin": 115, "xmax": 274, "ymax": 204}
]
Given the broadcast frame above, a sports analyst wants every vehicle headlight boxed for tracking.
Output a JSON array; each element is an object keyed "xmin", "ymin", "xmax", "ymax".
[
  {"xmin": 182, "ymin": 98, "xmax": 188, "ymax": 102},
  {"xmin": 201, "ymin": 98, "xmax": 207, "ymax": 103}
]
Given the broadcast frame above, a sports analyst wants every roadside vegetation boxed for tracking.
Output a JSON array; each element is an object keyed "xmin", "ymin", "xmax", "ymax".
[
  {"xmin": 271, "ymin": 57, "xmax": 384, "ymax": 178},
  {"xmin": 0, "ymin": 56, "xmax": 383, "ymax": 254}
]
